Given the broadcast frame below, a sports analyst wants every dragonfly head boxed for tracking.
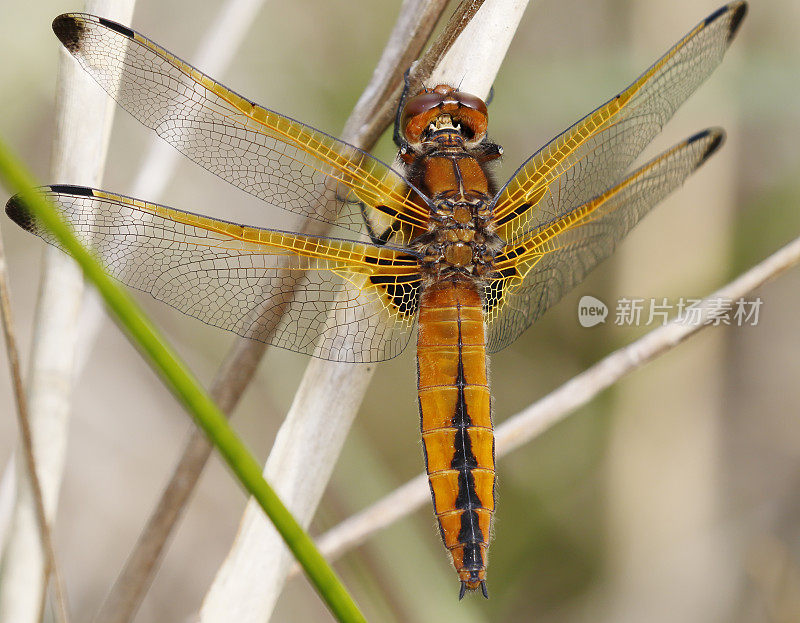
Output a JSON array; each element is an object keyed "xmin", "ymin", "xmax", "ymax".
[{"xmin": 400, "ymin": 84, "xmax": 488, "ymax": 147}]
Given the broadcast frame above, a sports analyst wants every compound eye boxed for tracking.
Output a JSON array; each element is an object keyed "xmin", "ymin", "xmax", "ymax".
[
  {"xmin": 447, "ymin": 91, "xmax": 488, "ymax": 141},
  {"xmin": 401, "ymin": 92, "xmax": 446, "ymax": 142},
  {"xmin": 453, "ymin": 92, "xmax": 488, "ymax": 118}
]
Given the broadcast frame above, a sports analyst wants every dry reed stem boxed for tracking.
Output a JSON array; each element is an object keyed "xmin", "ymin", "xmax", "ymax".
[
  {"xmin": 297, "ymin": 234, "xmax": 800, "ymax": 569},
  {"xmin": 199, "ymin": 1, "xmax": 528, "ymax": 620},
  {"xmin": 347, "ymin": 0, "xmax": 486, "ymax": 148},
  {"xmin": 0, "ymin": 3, "xmax": 135, "ymax": 622},
  {"xmin": 0, "ymin": 232, "xmax": 70, "ymax": 623},
  {"xmin": 0, "ymin": 459, "xmax": 15, "ymax": 555},
  {"xmin": 89, "ymin": 2, "xmax": 278, "ymax": 621}
]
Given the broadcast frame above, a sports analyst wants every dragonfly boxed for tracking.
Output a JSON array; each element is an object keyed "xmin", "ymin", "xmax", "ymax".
[{"xmin": 6, "ymin": 2, "xmax": 747, "ymax": 599}]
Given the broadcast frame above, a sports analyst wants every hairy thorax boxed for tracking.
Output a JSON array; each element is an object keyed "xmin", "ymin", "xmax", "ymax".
[{"xmin": 406, "ymin": 128, "xmax": 504, "ymax": 280}]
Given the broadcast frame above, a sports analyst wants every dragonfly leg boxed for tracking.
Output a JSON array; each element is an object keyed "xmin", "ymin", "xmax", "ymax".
[
  {"xmin": 393, "ymin": 68, "xmax": 414, "ymax": 151},
  {"xmin": 359, "ymin": 201, "xmax": 399, "ymax": 245}
]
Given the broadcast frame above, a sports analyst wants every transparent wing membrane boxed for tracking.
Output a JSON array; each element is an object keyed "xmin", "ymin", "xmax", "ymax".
[
  {"xmin": 53, "ymin": 13, "xmax": 428, "ymax": 245},
  {"xmin": 5, "ymin": 5, "xmax": 745, "ymax": 363},
  {"xmin": 490, "ymin": 1, "xmax": 746, "ymax": 244},
  {"xmin": 485, "ymin": 129, "xmax": 724, "ymax": 352},
  {"xmin": 6, "ymin": 186, "xmax": 421, "ymax": 362}
]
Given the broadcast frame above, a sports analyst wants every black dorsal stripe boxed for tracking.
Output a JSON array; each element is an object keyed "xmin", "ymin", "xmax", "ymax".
[
  {"xmin": 450, "ymin": 303, "xmax": 483, "ymax": 551},
  {"xmin": 455, "ymin": 469, "xmax": 482, "ymax": 510},
  {"xmin": 458, "ymin": 531, "xmax": 484, "ymax": 563},
  {"xmin": 451, "ymin": 342, "xmax": 469, "ymax": 427},
  {"xmin": 450, "ymin": 427, "xmax": 478, "ymax": 470}
]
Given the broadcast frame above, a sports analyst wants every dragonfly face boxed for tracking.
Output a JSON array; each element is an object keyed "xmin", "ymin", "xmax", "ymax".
[
  {"xmin": 6, "ymin": 1, "xmax": 747, "ymax": 599},
  {"xmin": 400, "ymin": 85, "xmax": 489, "ymax": 148}
]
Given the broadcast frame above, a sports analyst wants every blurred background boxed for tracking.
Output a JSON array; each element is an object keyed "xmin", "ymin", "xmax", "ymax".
[{"xmin": 0, "ymin": 0, "xmax": 798, "ymax": 621}]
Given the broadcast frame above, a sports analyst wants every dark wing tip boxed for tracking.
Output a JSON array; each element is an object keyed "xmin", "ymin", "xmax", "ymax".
[
  {"xmin": 53, "ymin": 14, "xmax": 135, "ymax": 53},
  {"xmin": 6, "ymin": 193, "xmax": 37, "ymax": 232},
  {"xmin": 727, "ymin": 2, "xmax": 748, "ymax": 43},
  {"xmin": 52, "ymin": 14, "xmax": 86, "ymax": 53},
  {"xmin": 688, "ymin": 128, "xmax": 726, "ymax": 168},
  {"xmin": 6, "ymin": 185, "xmax": 93, "ymax": 233},
  {"xmin": 704, "ymin": 2, "xmax": 748, "ymax": 44}
]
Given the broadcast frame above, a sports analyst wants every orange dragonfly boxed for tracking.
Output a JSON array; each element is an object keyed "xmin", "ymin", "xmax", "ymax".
[{"xmin": 6, "ymin": 2, "xmax": 746, "ymax": 598}]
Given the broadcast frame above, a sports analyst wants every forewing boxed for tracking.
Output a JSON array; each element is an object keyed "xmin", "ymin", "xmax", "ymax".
[
  {"xmin": 491, "ymin": 2, "xmax": 745, "ymax": 243},
  {"xmin": 53, "ymin": 14, "xmax": 429, "ymax": 244},
  {"xmin": 485, "ymin": 129, "xmax": 724, "ymax": 352},
  {"xmin": 6, "ymin": 186, "xmax": 422, "ymax": 362}
]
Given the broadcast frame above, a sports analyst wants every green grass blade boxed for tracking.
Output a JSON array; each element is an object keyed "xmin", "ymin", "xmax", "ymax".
[{"xmin": 0, "ymin": 135, "xmax": 366, "ymax": 623}]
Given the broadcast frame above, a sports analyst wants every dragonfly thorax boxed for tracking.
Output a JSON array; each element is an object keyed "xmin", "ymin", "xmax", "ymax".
[
  {"xmin": 400, "ymin": 86, "xmax": 504, "ymax": 277},
  {"xmin": 416, "ymin": 198, "xmax": 503, "ymax": 276}
]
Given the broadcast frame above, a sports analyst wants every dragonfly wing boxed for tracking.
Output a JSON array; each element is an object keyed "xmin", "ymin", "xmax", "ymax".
[
  {"xmin": 52, "ymin": 14, "xmax": 429, "ymax": 244},
  {"xmin": 6, "ymin": 186, "xmax": 422, "ymax": 362},
  {"xmin": 485, "ymin": 128, "xmax": 724, "ymax": 352},
  {"xmin": 491, "ymin": 2, "xmax": 746, "ymax": 243}
]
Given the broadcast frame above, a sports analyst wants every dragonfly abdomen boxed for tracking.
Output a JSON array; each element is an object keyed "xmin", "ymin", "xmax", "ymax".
[{"xmin": 417, "ymin": 277, "xmax": 495, "ymax": 598}]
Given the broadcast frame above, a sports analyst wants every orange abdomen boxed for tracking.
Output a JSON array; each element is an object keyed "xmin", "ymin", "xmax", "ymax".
[{"xmin": 417, "ymin": 277, "xmax": 495, "ymax": 596}]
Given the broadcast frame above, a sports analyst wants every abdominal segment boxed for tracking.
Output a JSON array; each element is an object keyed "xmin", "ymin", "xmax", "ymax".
[{"xmin": 417, "ymin": 278, "xmax": 495, "ymax": 595}]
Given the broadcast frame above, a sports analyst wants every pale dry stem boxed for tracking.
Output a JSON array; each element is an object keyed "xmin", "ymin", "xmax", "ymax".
[
  {"xmin": 0, "ymin": 233, "xmax": 70, "ymax": 623},
  {"xmin": 0, "ymin": 3, "xmax": 135, "ymax": 622}
]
